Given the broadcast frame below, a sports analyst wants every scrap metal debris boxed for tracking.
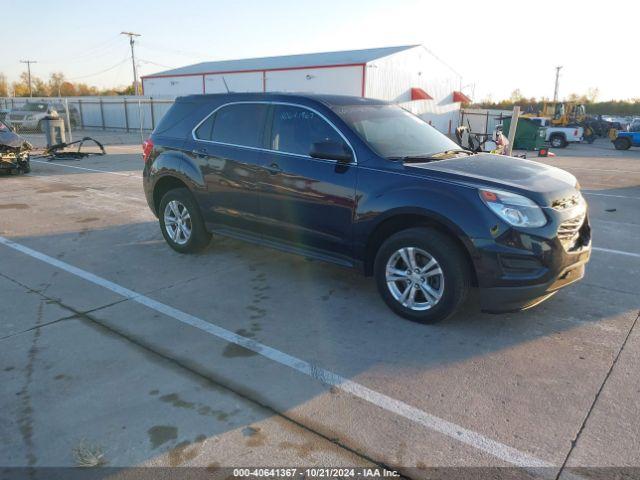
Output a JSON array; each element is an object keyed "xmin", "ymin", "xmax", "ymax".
[
  {"xmin": 38, "ymin": 137, "xmax": 106, "ymax": 160},
  {"xmin": 0, "ymin": 120, "xmax": 31, "ymax": 174}
]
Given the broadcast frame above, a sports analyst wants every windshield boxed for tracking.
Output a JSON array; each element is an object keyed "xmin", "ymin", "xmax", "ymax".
[
  {"xmin": 332, "ymin": 104, "xmax": 460, "ymax": 159},
  {"xmin": 16, "ymin": 103, "xmax": 49, "ymax": 112}
]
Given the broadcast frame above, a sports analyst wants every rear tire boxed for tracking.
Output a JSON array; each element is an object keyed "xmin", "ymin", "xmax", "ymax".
[
  {"xmin": 159, "ymin": 188, "xmax": 211, "ymax": 253},
  {"xmin": 613, "ymin": 137, "xmax": 631, "ymax": 150},
  {"xmin": 374, "ymin": 228, "xmax": 470, "ymax": 324}
]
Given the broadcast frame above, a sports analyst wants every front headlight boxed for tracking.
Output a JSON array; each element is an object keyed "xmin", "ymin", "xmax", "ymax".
[{"xmin": 479, "ymin": 188, "xmax": 547, "ymax": 228}]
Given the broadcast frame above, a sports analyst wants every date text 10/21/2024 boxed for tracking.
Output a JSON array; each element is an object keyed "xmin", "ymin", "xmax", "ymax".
[{"xmin": 231, "ymin": 468, "xmax": 400, "ymax": 478}]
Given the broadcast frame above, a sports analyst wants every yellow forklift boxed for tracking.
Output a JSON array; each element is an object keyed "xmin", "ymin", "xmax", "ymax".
[{"xmin": 541, "ymin": 102, "xmax": 587, "ymax": 126}]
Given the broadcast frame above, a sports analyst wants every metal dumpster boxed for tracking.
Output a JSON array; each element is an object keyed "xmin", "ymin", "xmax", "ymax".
[{"xmin": 502, "ymin": 117, "xmax": 546, "ymax": 151}]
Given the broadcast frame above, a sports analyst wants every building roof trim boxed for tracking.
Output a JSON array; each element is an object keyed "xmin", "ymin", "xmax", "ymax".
[{"xmin": 142, "ymin": 45, "xmax": 419, "ymax": 80}]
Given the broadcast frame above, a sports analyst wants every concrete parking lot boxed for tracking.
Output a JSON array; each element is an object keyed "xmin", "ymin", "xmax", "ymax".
[{"xmin": 1, "ymin": 137, "xmax": 638, "ymax": 478}]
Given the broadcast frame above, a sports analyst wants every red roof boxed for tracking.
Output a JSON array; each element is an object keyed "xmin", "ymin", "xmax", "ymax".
[
  {"xmin": 411, "ymin": 87, "xmax": 433, "ymax": 101},
  {"xmin": 453, "ymin": 91, "xmax": 471, "ymax": 103}
]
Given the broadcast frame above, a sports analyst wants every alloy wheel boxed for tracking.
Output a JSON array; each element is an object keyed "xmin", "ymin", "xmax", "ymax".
[
  {"xmin": 163, "ymin": 200, "xmax": 192, "ymax": 245},
  {"xmin": 385, "ymin": 247, "xmax": 444, "ymax": 311}
]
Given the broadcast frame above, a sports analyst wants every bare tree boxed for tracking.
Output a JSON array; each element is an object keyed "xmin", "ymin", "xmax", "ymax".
[
  {"xmin": 0, "ymin": 73, "xmax": 8, "ymax": 97},
  {"xmin": 49, "ymin": 72, "xmax": 66, "ymax": 97}
]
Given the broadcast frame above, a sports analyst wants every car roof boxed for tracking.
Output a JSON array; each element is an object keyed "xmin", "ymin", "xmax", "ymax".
[{"xmin": 177, "ymin": 92, "xmax": 390, "ymax": 108}]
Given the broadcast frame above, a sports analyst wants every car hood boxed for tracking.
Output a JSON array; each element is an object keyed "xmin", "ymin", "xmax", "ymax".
[{"xmin": 407, "ymin": 153, "xmax": 578, "ymax": 206}]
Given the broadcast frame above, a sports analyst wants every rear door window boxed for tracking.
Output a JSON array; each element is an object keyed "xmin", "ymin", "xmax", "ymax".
[
  {"xmin": 202, "ymin": 103, "xmax": 268, "ymax": 148},
  {"xmin": 269, "ymin": 104, "xmax": 344, "ymax": 157}
]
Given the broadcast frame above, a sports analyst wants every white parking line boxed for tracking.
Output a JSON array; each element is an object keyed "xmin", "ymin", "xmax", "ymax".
[
  {"xmin": 31, "ymin": 159, "xmax": 142, "ymax": 179},
  {"xmin": 0, "ymin": 235, "xmax": 551, "ymax": 469},
  {"xmin": 593, "ymin": 247, "xmax": 640, "ymax": 259},
  {"xmin": 583, "ymin": 192, "xmax": 640, "ymax": 200},
  {"xmin": 558, "ymin": 166, "xmax": 640, "ymax": 174}
]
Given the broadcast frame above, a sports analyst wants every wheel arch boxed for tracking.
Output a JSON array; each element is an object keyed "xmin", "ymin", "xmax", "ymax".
[
  {"xmin": 153, "ymin": 175, "xmax": 191, "ymax": 214},
  {"xmin": 549, "ymin": 131, "xmax": 566, "ymax": 140},
  {"xmin": 363, "ymin": 211, "xmax": 478, "ymax": 286},
  {"xmin": 149, "ymin": 149, "xmax": 205, "ymax": 214}
]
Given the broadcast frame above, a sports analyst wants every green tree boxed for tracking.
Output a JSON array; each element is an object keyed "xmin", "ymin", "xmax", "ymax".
[{"xmin": 32, "ymin": 77, "xmax": 49, "ymax": 97}]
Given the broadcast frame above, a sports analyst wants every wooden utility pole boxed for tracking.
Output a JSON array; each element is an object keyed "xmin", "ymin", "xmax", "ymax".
[
  {"xmin": 19, "ymin": 60, "xmax": 37, "ymax": 97},
  {"xmin": 553, "ymin": 66, "xmax": 562, "ymax": 103},
  {"xmin": 121, "ymin": 32, "xmax": 141, "ymax": 95}
]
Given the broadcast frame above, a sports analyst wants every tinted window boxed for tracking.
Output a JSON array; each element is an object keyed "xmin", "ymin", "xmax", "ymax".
[
  {"xmin": 270, "ymin": 105, "xmax": 344, "ymax": 156},
  {"xmin": 210, "ymin": 103, "xmax": 268, "ymax": 148},
  {"xmin": 333, "ymin": 104, "xmax": 458, "ymax": 159},
  {"xmin": 194, "ymin": 114, "xmax": 215, "ymax": 140}
]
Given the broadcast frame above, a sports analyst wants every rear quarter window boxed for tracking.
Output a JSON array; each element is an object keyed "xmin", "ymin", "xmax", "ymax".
[{"xmin": 154, "ymin": 100, "xmax": 210, "ymax": 138}]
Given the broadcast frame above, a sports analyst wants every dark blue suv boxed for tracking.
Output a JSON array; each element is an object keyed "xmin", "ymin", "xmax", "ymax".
[{"xmin": 143, "ymin": 93, "xmax": 591, "ymax": 323}]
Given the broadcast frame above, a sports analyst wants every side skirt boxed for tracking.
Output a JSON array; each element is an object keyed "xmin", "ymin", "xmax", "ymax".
[{"xmin": 206, "ymin": 223, "xmax": 360, "ymax": 271}]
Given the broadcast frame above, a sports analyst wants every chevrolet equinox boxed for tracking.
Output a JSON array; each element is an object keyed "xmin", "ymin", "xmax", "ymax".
[{"xmin": 142, "ymin": 93, "xmax": 591, "ymax": 323}]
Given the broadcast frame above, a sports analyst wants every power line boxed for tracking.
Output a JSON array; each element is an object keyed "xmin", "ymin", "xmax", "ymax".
[
  {"xmin": 67, "ymin": 57, "xmax": 130, "ymax": 80},
  {"xmin": 121, "ymin": 32, "xmax": 141, "ymax": 96},
  {"xmin": 138, "ymin": 40, "xmax": 211, "ymax": 61},
  {"xmin": 38, "ymin": 35, "xmax": 122, "ymax": 65},
  {"xmin": 19, "ymin": 60, "xmax": 37, "ymax": 97},
  {"xmin": 138, "ymin": 58, "xmax": 177, "ymax": 70}
]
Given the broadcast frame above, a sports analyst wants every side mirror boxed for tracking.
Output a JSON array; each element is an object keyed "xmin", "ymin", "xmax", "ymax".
[{"xmin": 309, "ymin": 140, "xmax": 353, "ymax": 163}]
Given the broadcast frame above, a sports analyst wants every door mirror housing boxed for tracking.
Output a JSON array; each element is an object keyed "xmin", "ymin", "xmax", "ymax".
[{"xmin": 309, "ymin": 140, "xmax": 353, "ymax": 163}]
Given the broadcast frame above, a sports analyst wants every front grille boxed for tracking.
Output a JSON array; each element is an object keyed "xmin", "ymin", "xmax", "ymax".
[
  {"xmin": 558, "ymin": 213, "xmax": 586, "ymax": 250},
  {"xmin": 9, "ymin": 114, "xmax": 24, "ymax": 121}
]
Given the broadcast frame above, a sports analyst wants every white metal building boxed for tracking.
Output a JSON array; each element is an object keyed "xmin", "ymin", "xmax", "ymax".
[{"xmin": 141, "ymin": 45, "xmax": 470, "ymax": 133}]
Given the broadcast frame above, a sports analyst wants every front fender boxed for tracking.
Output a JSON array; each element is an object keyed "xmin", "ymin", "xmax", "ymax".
[{"xmin": 354, "ymin": 172, "xmax": 498, "ymax": 265}]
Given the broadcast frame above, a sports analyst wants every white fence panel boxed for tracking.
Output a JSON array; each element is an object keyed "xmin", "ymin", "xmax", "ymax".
[{"xmin": 0, "ymin": 96, "xmax": 176, "ymax": 132}]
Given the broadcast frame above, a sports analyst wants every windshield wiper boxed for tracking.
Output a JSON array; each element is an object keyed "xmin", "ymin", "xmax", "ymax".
[
  {"xmin": 425, "ymin": 148, "xmax": 474, "ymax": 158},
  {"xmin": 389, "ymin": 149, "xmax": 474, "ymax": 163}
]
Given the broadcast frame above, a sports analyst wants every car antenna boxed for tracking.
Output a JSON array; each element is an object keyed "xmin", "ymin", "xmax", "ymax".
[{"xmin": 221, "ymin": 76, "xmax": 231, "ymax": 93}]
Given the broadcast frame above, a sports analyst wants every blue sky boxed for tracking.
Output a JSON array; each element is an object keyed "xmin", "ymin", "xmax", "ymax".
[{"xmin": 2, "ymin": 0, "xmax": 637, "ymax": 101}]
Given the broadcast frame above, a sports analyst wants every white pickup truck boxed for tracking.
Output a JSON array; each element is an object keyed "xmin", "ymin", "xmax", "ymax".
[{"xmin": 528, "ymin": 117, "xmax": 583, "ymax": 148}]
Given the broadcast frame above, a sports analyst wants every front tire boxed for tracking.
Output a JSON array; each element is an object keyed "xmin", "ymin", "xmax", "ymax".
[
  {"xmin": 374, "ymin": 228, "xmax": 470, "ymax": 324},
  {"xmin": 19, "ymin": 158, "xmax": 31, "ymax": 174},
  {"xmin": 613, "ymin": 137, "xmax": 631, "ymax": 150},
  {"xmin": 159, "ymin": 188, "xmax": 211, "ymax": 253}
]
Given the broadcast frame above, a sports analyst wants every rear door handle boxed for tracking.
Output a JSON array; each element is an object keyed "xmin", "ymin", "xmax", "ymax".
[{"xmin": 267, "ymin": 162, "xmax": 282, "ymax": 174}]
